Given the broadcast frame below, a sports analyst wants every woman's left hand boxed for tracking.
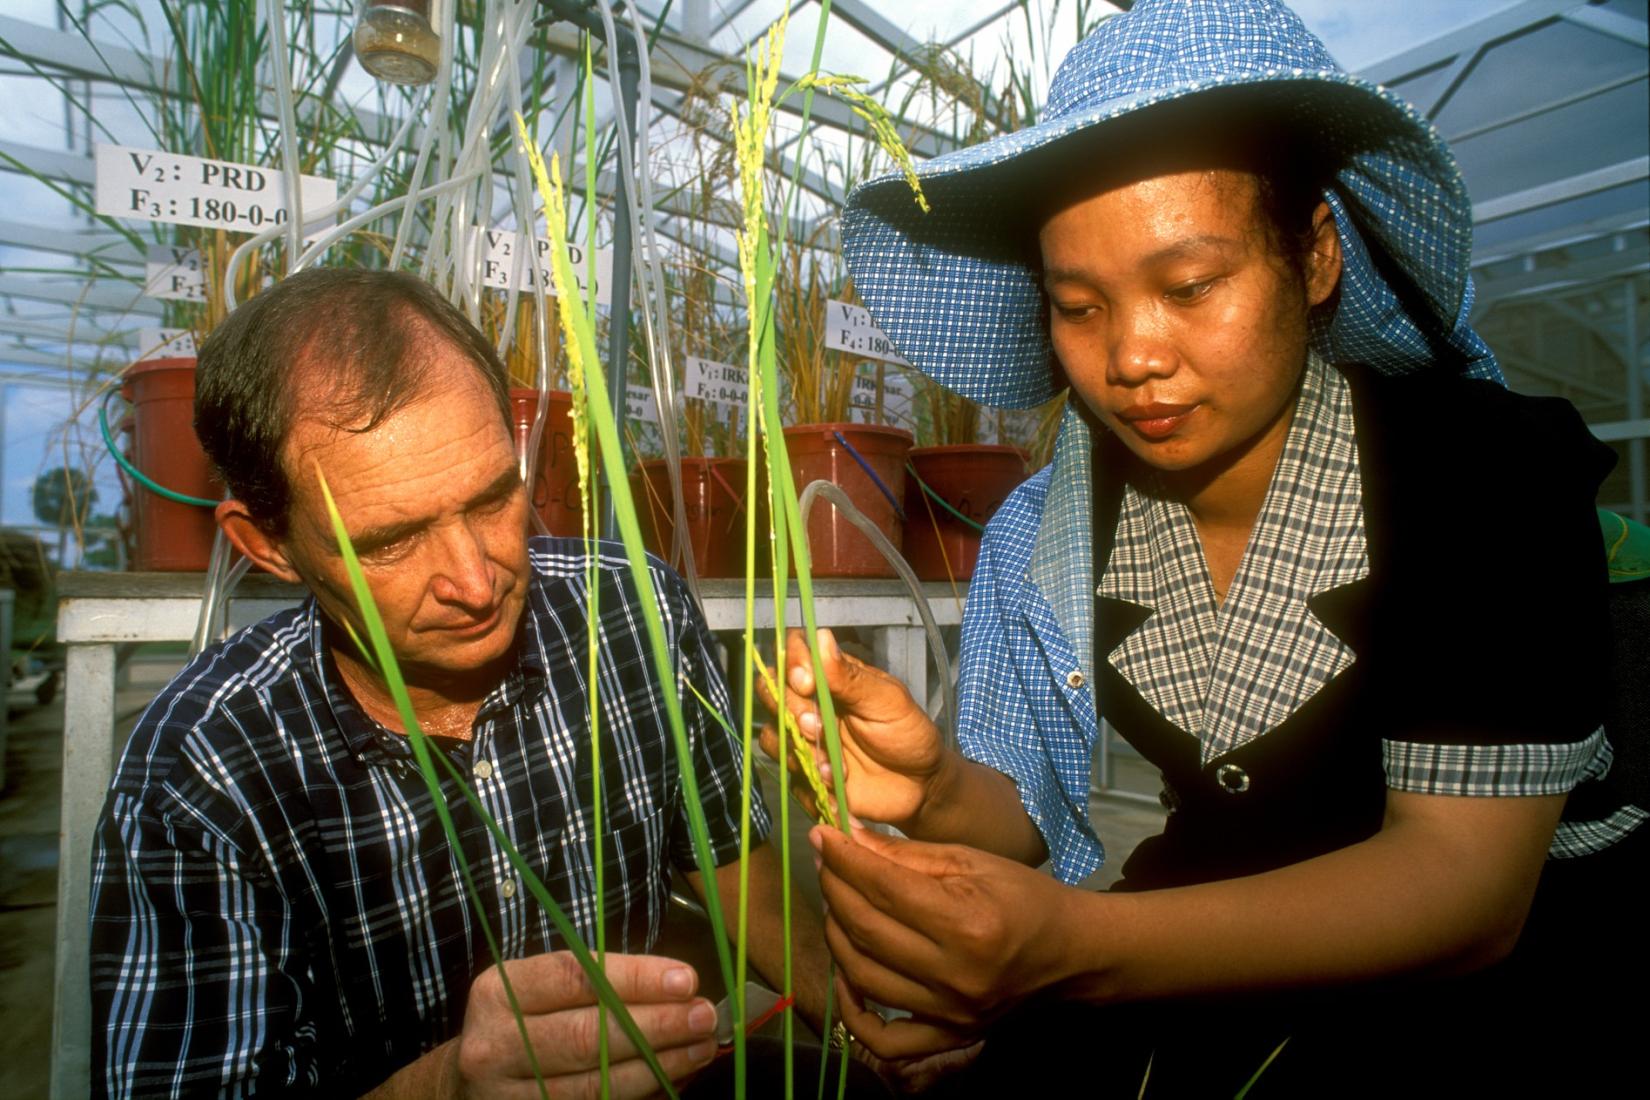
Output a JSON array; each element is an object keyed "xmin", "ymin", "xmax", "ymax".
[
  {"xmin": 811, "ymin": 825, "xmax": 1083, "ymax": 1059},
  {"xmin": 850, "ymin": 1032, "xmax": 985, "ymax": 1095}
]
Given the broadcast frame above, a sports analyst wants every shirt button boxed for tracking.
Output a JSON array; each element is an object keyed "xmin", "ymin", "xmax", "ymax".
[
  {"xmin": 500, "ymin": 879, "xmax": 517, "ymax": 899},
  {"xmin": 1216, "ymin": 764, "xmax": 1251, "ymax": 794},
  {"xmin": 1065, "ymin": 669, "xmax": 1086, "ymax": 690},
  {"xmin": 473, "ymin": 759, "xmax": 494, "ymax": 780}
]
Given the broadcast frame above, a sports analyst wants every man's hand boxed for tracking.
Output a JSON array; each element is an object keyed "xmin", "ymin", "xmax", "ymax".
[
  {"xmin": 453, "ymin": 952, "xmax": 719, "ymax": 1099},
  {"xmin": 758, "ymin": 628, "xmax": 949, "ymax": 830},
  {"xmin": 813, "ymin": 827, "xmax": 1077, "ymax": 1061}
]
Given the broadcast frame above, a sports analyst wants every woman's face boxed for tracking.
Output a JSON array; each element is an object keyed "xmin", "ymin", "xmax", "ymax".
[{"xmin": 1039, "ymin": 168, "xmax": 1340, "ymax": 474}]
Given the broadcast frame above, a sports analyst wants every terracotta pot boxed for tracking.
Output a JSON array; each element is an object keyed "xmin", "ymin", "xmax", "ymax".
[
  {"xmin": 510, "ymin": 388, "xmax": 582, "ymax": 537},
  {"xmin": 632, "ymin": 457, "xmax": 752, "ymax": 578},
  {"xmin": 783, "ymin": 423, "xmax": 913, "ymax": 578},
  {"xmin": 903, "ymin": 444, "xmax": 1030, "ymax": 581},
  {"xmin": 123, "ymin": 358, "xmax": 221, "ymax": 571}
]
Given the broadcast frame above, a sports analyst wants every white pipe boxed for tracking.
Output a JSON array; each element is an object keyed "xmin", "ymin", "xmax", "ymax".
[
  {"xmin": 392, "ymin": 0, "xmax": 459, "ymax": 271},
  {"xmin": 264, "ymin": 0, "xmax": 305, "ymax": 271},
  {"xmin": 623, "ymin": 1, "xmax": 694, "ymax": 579},
  {"xmin": 499, "ymin": 6, "xmax": 557, "ymax": 496}
]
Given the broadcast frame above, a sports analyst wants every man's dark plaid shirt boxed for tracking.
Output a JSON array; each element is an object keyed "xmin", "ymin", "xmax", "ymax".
[{"xmin": 89, "ymin": 539, "xmax": 768, "ymax": 1098}]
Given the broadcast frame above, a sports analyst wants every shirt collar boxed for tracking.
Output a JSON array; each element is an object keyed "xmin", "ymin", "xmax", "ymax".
[
  {"xmin": 1028, "ymin": 403, "xmax": 1099, "ymax": 683},
  {"xmin": 297, "ymin": 601, "xmax": 404, "ymax": 764},
  {"xmin": 1096, "ymin": 353, "xmax": 1371, "ymax": 758},
  {"xmin": 299, "ymin": 582, "xmax": 540, "ymax": 765}
]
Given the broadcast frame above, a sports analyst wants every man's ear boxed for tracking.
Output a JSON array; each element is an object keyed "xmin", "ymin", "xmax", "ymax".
[
  {"xmin": 1304, "ymin": 200, "xmax": 1343, "ymax": 310},
  {"xmin": 216, "ymin": 500, "xmax": 301, "ymax": 584}
]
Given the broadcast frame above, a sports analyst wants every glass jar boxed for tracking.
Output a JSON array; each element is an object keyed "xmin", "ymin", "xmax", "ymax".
[{"xmin": 354, "ymin": 0, "xmax": 441, "ymax": 86}]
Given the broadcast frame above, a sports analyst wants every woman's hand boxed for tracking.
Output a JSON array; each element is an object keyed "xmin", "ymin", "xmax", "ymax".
[
  {"xmin": 811, "ymin": 826, "xmax": 1083, "ymax": 1061},
  {"xmin": 758, "ymin": 628, "xmax": 950, "ymax": 831},
  {"xmin": 850, "ymin": 1034, "xmax": 985, "ymax": 1095}
]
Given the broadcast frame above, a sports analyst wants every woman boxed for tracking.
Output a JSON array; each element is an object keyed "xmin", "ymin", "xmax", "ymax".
[{"xmin": 767, "ymin": 0, "xmax": 1639, "ymax": 1093}]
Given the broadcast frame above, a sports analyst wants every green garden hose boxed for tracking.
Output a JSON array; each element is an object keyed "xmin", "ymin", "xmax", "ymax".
[
  {"xmin": 905, "ymin": 463, "xmax": 987, "ymax": 533},
  {"xmin": 99, "ymin": 389, "xmax": 220, "ymax": 508}
]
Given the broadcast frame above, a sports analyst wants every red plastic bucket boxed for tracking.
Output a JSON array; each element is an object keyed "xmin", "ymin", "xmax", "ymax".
[
  {"xmin": 510, "ymin": 388, "xmax": 582, "ymax": 537},
  {"xmin": 632, "ymin": 457, "xmax": 750, "ymax": 578},
  {"xmin": 783, "ymin": 423, "xmax": 912, "ymax": 578},
  {"xmin": 903, "ymin": 444, "xmax": 1030, "ymax": 581},
  {"xmin": 123, "ymin": 357, "xmax": 221, "ymax": 571}
]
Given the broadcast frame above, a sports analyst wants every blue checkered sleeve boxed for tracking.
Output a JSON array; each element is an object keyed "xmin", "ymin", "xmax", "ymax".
[{"xmin": 955, "ymin": 474, "xmax": 1106, "ymax": 884}]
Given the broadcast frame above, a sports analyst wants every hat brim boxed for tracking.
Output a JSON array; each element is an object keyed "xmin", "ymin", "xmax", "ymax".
[{"xmin": 843, "ymin": 71, "xmax": 1474, "ymax": 409}]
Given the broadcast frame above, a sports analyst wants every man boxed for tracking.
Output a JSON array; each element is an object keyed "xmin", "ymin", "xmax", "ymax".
[{"xmin": 88, "ymin": 268, "xmax": 826, "ymax": 1098}]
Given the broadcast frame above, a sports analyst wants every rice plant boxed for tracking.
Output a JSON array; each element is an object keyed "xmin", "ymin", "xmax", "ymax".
[
  {"xmin": 57, "ymin": 2, "xmax": 933, "ymax": 1095},
  {"xmin": 315, "ymin": 462, "xmax": 680, "ymax": 1099},
  {"xmin": 503, "ymin": 7, "xmax": 932, "ymax": 1097}
]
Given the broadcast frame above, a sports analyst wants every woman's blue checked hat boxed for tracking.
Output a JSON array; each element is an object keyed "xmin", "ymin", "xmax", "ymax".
[{"xmin": 841, "ymin": 0, "xmax": 1502, "ymax": 410}]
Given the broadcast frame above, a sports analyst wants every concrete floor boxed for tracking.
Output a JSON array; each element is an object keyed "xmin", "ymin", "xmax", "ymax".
[
  {"xmin": 0, "ymin": 666, "xmax": 1166, "ymax": 1096},
  {"xmin": 0, "ymin": 696, "xmax": 68, "ymax": 1100}
]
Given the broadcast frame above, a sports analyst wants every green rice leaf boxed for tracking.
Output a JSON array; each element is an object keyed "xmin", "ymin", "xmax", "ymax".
[
  {"xmin": 1233, "ymin": 1038, "xmax": 1289, "ymax": 1099},
  {"xmin": 313, "ymin": 464, "xmax": 677, "ymax": 1099},
  {"xmin": 516, "ymin": 116, "xmax": 738, "ymax": 1005},
  {"xmin": 339, "ymin": 616, "xmax": 379, "ymax": 674}
]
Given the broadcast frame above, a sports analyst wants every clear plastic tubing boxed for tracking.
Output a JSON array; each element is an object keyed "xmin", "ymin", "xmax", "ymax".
[
  {"xmin": 496, "ymin": 6, "xmax": 553, "ymax": 492},
  {"xmin": 265, "ymin": 0, "xmax": 306, "ymax": 268},
  {"xmin": 220, "ymin": 100, "xmax": 423, "ymax": 306},
  {"xmin": 620, "ymin": 0, "xmax": 692, "ymax": 571},
  {"xmin": 797, "ymin": 480, "xmax": 956, "ymax": 743},
  {"xmin": 593, "ymin": 0, "xmax": 698, "ymax": 579}
]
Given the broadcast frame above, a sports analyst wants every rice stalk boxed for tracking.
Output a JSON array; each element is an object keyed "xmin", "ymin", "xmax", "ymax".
[
  {"xmin": 314, "ymin": 464, "xmax": 676, "ymax": 1099},
  {"xmin": 748, "ymin": 11, "xmax": 933, "ymax": 837},
  {"xmin": 792, "ymin": 76, "xmax": 929, "ymax": 216},
  {"xmin": 727, "ymin": 19, "xmax": 797, "ymax": 1093},
  {"xmin": 750, "ymin": 652, "xmax": 838, "ymax": 829},
  {"xmin": 730, "ymin": 12, "xmax": 927, "ymax": 1096},
  {"xmin": 920, "ymin": 380, "xmax": 985, "ymax": 447},
  {"xmin": 573, "ymin": 41, "xmax": 610, "ymax": 1095},
  {"xmin": 773, "ymin": 231, "xmax": 853, "ymax": 427},
  {"xmin": 515, "ymin": 117, "xmax": 739, "ymax": 1008},
  {"xmin": 1233, "ymin": 1038, "xmax": 1290, "ymax": 1099}
]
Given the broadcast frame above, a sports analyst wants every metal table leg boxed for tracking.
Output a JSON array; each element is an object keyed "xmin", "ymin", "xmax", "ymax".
[{"xmin": 51, "ymin": 641, "xmax": 117, "ymax": 1100}]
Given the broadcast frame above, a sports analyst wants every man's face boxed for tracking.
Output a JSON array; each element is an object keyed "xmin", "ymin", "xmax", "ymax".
[{"xmin": 275, "ymin": 346, "xmax": 531, "ymax": 683}]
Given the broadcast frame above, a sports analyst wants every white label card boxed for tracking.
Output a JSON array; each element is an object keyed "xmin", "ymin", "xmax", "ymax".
[
  {"xmin": 96, "ymin": 144, "xmax": 337, "ymax": 235},
  {"xmin": 471, "ymin": 228, "xmax": 613, "ymax": 307},
  {"xmin": 137, "ymin": 327, "xmax": 197, "ymax": 360},
  {"xmin": 143, "ymin": 246, "xmax": 206, "ymax": 302},
  {"xmin": 824, "ymin": 299, "xmax": 909, "ymax": 366},
  {"xmin": 684, "ymin": 356, "xmax": 749, "ymax": 408},
  {"xmin": 847, "ymin": 364, "xmax": 917, "ymax": 428},
  {"xmin": 626, "ymin": 384, "xmax": 660, "ymax": 424}
]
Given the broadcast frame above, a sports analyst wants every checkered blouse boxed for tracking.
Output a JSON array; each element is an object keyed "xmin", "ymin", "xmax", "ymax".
[{"xmin": 956, "ymin": 360, "xmax": 1632, "ymax": 885}]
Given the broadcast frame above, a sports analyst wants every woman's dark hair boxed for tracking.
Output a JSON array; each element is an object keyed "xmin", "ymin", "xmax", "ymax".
[
  {"xmin": 1023, "ymin": 90, "xmax": 1340, "ymax": 282},
  {"xmin": 1250, "ymin": 152, "xmax": 1334, "ymax": 283},
  {"xmin": 194, "ymin": 267, "xmax": 512, "ymax": 534},
  {"xmin": 1020, "ymin": 93, "xmax": 1341, "ymax": 398}
]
